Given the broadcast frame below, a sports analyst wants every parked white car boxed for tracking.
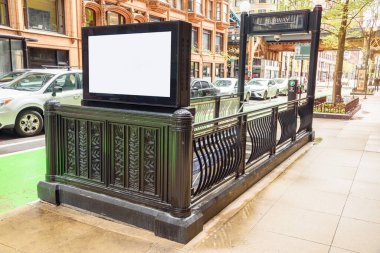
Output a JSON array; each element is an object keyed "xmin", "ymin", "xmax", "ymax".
[
  {"xmin": 213, "ymin": 78, "xmax": 251, "ymax": 101},
  {"xmin": 247, "ymin": 78, "xmax": 279, "ymax": 100},
  {"xmin": 273, "ymin": 78, "xmax": 289, "ymax": 95},
  {"xmin": 0, "ymin": 69, "xmax": 83, "ymax": 137}
]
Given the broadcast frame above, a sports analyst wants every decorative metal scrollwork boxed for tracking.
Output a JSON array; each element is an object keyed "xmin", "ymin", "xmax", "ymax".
[{"xmin": 192, "ymin": 125, "xmax": 242, "ymax": 197}]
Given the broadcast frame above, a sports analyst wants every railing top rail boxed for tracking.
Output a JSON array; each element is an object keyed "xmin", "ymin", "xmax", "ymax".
[
  {"xmin": 190, "ymin": 94, "xmax": 238, "ymax": 103},
  {"xmin": 193, "ymin": 98, "xmax": 307, "ymax": 128}
]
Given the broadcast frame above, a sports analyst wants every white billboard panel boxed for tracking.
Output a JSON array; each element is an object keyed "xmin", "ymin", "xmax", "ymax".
[{"xmin": 88, "ymin": 32, "xmax": 172, "ymax": 97}]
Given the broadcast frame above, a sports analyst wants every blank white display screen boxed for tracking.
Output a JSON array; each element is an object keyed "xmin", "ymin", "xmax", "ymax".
[{"xmin": 88, "ymin": 32, "xmax": 172, "ymax": 97}]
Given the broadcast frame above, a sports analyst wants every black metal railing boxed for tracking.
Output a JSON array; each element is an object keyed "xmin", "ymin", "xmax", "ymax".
[
  {"xmin": 190, "ymin": 95, "xmax": 240, "ymax": 123},
  {"xmin": 191, "ymin": 98, "xmax": 312, "ymax": 200}
]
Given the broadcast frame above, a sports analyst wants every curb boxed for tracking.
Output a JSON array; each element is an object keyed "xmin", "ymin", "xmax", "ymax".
[{"xmin": 313, "ymin": 104, "xmax": 362, "ymax": 120}]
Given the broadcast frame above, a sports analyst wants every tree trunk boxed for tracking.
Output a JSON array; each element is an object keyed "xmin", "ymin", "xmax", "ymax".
[
  {"xmin": 332, "ymin": 0, "xmax": 349, "ymax": 104},
  {"xmin": 363, "ymin": 34, "xmax": 371, "ymax": 97}
]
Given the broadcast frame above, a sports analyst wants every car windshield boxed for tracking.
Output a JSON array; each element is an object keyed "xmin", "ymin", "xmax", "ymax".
[
  {"xmin": 214, "ymin": 80, "xmax": 233, "ymax": 87},
  {"xmin": 2, "ymin": 73, "xmax": 54, "ymax": 91},
  {"xmin": 248, "ymin": 80, "xmax": 268, "ymax": 86},
  {"xmin": 0, "ymin": 72, "xmax": 25, "ymax": 83}
]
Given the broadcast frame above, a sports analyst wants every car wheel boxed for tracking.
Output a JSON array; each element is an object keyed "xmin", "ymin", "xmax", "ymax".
[
  {"xmin": 15, "ymin": 110, "xmax": 43, "ymax": 137},
  {"xmin": 263, "ymin": 91, "xmax": 268, "ymax": 100}
]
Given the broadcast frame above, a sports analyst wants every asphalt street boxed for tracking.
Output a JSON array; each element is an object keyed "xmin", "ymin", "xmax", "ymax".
[{"xmin": 0, "ymin": 130, "xmax": 45, "ymax": 156}]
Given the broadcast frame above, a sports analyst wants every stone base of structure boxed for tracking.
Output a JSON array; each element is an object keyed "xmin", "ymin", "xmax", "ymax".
[{"xmin": 38, "ymin": 132, "xmax": 312, "ymax": 243}]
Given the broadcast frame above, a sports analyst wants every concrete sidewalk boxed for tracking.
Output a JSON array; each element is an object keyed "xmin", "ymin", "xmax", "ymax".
[{"xmin": 1, "ymin": 94, "xmax": 380, "ymax": 253}]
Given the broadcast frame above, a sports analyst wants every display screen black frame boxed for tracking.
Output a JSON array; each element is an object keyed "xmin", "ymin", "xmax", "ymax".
[{"xmin": 82, "ymin": 21, "xmax": 191, "ymax": 109}]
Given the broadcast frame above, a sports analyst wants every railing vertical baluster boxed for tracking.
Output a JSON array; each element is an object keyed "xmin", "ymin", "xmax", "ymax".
[
  {"xmin": 292, "ymin": 102, "xmax": 298, "ymax": 142},
  {"xmin": 238, "ymin": 115, "xmax": 247, "ymax": 176},
  {"xmin": 270, "ymin": 107, "xmax": 279, "ymax": 155}
]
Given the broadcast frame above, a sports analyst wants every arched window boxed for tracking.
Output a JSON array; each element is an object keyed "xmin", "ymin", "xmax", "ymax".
[
  {"xmin": 85, "ymin": 7, "xmax": 96, "ymax": 27},
  {"xmin": 107, "ymin": 11, "xmax": 125, "ymax": 25}
]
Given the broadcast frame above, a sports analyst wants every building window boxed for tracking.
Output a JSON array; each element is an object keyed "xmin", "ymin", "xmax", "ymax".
[
  {"xmin": 202, "ymin": 29, "xmax": 211, "ymax": 51},
  {"xmin": 215, "ymin": 33, "xmax": 223, "ymax": 53},
  {"xmin": 259, "ymin": 0, "xmax": 267, "ymax": 3},
  {"xmin": 107, "ymin": 11, "xmax": 125, "ymax": 25},
  {"xmin": 85, "ymin": 8, "xmax": 96, "ymax": 27},
  {"xmin": 258, "ymin": 9, "xmax": 266, "ymax": 13},
  {"xmin": 0, "ymin": 39, "xmax": 25, "ymax": 75},
  {"xmin": 223, "ymin": 4, "xmax": 228, "ymax": 22},
  {"xmin": 28, "ymin": 47, "xmax": 69, "ymax": 68},
  {"xmin": 23, "ymin": 0, "xmax": 65, "ymax": 34},
  {"xmin": 191, "ymin": 62, "xmax": 199, "ymax": 78},
  {"xmin": 149, "ymin": 15, "xmax": 164, "ymax": 22},
  {"xmin": 173, "ymin": 0, "xmax": 182, "ymax": 10},
  {"xmin": 203, "ymin": 63, "xmax": 212, "ymax": 79},
  {"xmin": 0, "ymin": 0, "xmax": 9, "ymax": 26},
  {"xmin": 196, "ymin": 0, "xmax": 202, "ymax": 14},
  {"xmin": 215, "ymin": 63, "xmax": 224, "ymax": 78},
  {"xmin": 191, "ymin": 27, "xmax": 199, "ymax": 51},
  {"xmin": 206, "ymin": 0, "xmax": 213, "ymax": 19},
  {"xmin": 188, "ymin": 0, "xmax": 194, "ymax": 11},
  {"xmin": 216, "ymin": 2, "xmax": 221, "ymax": 21}
]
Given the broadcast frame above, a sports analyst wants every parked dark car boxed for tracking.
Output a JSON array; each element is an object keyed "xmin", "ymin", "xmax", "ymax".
[{"xmin": 190, "ymin": 79, "xmax": 219, "ymax": 98}]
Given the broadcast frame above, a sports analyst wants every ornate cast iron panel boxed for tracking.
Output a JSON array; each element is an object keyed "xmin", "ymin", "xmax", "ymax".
[
  {"xmin": 49, "ymin": 104, "xmax": 170, "ymax": 211},
  {"xmin": 90, "ymin": 121, "xmax": 103, "ymax": 182},
  {"xmin": 142, "ymin": 128, "xmax": 158, "ymax": 195},
  {"xmin": 78, "ymin": 120, "xmax": 89, "ymax": 178},
  {"xmin": 65, "ymin": 118, "xmax": 76, "ymax": 176},
  {"xmin": 111, "ymin": 124, "xmax": 125, "ymax": 187},
  {"xmin": 109, "ymin": 124, "xmax": 159, "ymax": 196},
  {"xmin": 128, "ymin": 126, "xmax": 140, "ymax": 191}
]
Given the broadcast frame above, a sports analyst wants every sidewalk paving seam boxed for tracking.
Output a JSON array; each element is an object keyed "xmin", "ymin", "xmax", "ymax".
[
  {"xmin": 327, "ymin": 149, "xmax": 364, "ymax": 253},
  {"xmin": 264, "ymin": 230, "xmax": 333, "ymax": 247}
]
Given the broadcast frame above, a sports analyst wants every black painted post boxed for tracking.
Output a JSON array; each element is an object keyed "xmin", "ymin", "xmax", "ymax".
[
  {"xmin": 215, "ymin": 96, "xmax": 221, "ymax": 119},
  {"xmin": 270, "ymin": 107, "xmax": 279, "ymax": 155},
  {"xmin": 44, "ymin": 99, "xmax": 60, "ymax": 182},
  {"xmin": 238, "ymin": 13, "xmax": 248, "ymax": 104},
  {"xmin": 307, "ymin": 5, "xmax": 322, "ymax": 131},
  {"xmin": 170, "ymin": 109, "xmax": 193, "ymax": 218},
  {"xmin": 292, "ymin": 102, "xmax": 298, "ymax": 142},
  {"xmin": 22, "ymin": 39, "xmax": 29, "ymax": 69}
]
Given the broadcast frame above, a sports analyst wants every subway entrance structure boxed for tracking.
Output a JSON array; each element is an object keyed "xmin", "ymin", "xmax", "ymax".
[{"xmin": 38, "ymin": 7, "xmax": 322, "ymax": 243}]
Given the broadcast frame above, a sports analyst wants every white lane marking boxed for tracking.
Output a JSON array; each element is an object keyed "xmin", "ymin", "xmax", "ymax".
[
  {"xmin": 0, "ymin": 146, "xmax": 45, "ymax": 158},
  {"xmin": 0, "ymin": 137, "xmax": 45, "ymax": 149}
]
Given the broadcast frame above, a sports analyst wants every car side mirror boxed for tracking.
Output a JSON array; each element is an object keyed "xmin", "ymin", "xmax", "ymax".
[{"xmin": 52, "ymin": 86, "xmax": 62, "ymax": 97}]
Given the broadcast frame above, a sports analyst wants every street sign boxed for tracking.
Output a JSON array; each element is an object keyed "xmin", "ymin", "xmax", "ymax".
[
  {"xmin": 294, "ymin": 44, "xmax": 310, "ymax": 60},
  {"xmin": 248, "ymin": 10, "xmax": 310, "ymax": 35}
]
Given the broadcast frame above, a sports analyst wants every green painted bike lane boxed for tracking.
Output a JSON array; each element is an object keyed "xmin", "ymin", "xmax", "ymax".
[{"xmin": 0, "ymin": 148, "xmax": 46, "ymax": 213}]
